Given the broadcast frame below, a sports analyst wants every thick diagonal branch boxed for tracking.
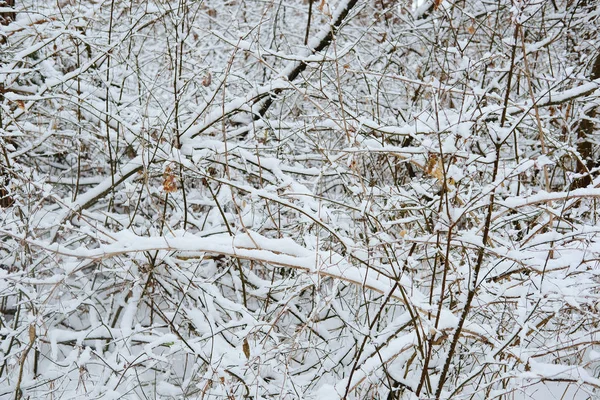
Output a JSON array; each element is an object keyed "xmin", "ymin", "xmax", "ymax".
[{"xmin": 256, "ymin": 0, "xmax": 359, "ymax": 117}]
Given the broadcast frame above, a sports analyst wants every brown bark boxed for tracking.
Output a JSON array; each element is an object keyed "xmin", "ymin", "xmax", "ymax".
[
  {"xmin": 0, "ymin": 0, "xmax": 15, "ymax": 25},
  {"xmin": 571, "ymin": 53, "xmax": 600, "ymax": 189}
]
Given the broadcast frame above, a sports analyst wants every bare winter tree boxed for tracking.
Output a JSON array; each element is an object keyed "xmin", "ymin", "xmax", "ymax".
[{"xmin": 1, "ymin": 0, "xmax": 600, "ymax": 399}]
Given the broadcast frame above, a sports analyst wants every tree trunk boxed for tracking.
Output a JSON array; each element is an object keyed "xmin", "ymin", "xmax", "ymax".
[{"xmin": 571, "ymin": 52, "xmax": 600, "ymax": 189}]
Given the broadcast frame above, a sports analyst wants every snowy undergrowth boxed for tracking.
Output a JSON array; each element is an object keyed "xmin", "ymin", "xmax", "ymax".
[{"xmin": 1, "ymin": 0, "xmax": 600, "ymax": 399}]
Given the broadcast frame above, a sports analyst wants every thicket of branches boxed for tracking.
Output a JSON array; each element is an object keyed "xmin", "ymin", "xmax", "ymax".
[{"xmin": 1, "ymin": 0, "xmax": 600, "ymax": 398}]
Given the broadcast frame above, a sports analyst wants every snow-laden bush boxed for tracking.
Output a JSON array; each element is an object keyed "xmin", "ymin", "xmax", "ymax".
[{"xmin": 1, "ymin": 0, "xmax": 600, "ymax": 398}]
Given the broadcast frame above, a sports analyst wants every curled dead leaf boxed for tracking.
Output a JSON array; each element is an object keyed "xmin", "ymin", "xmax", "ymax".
[
  {"xmin": 318, "ymin": 0, "xmax": 331, "ymax": 17},
  {"xmin": 163, "ymin": 166, "xmax": 178, "ymax": 193},
  {"xmin": 202, "ymin": 72, "xmax": 211, "ymax": 87},
  {"xmin": 425, "ymin": 154, "xmax": 444, "ymax": 180},
  {"xmin": 242, "ymin": 338, "xmax": 250, "ymax": 359}
]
